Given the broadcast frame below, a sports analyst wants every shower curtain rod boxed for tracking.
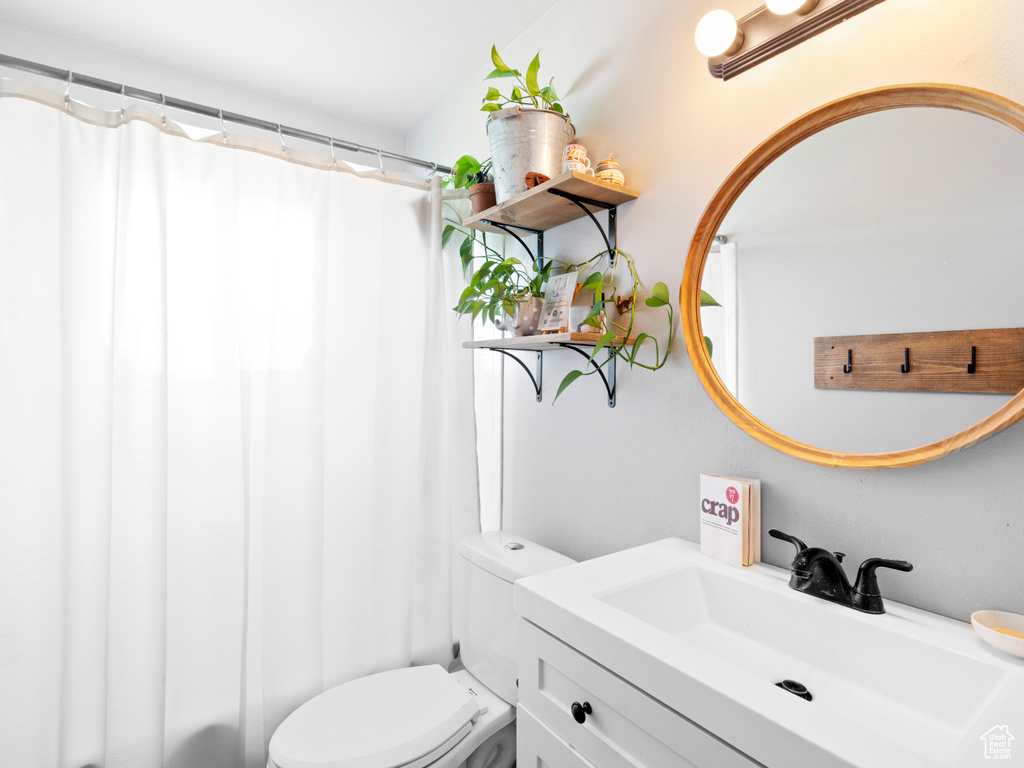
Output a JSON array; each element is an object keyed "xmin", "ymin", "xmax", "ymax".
[{"xmin": 0, "ymin": 53, "xmax": 452, "ymax": 175}]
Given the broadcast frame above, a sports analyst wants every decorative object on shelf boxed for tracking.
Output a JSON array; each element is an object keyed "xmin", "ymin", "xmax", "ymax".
[
  {"xmin": 595, "ymin": 155, "xmax": 625, "ymax": 186},
  {"xmin": 694, "ymin": 0, "xmax": 887, "ymax": 80},
  {"xmin": 562, "ymin": 159, "xmax": 594, "ymax": 176},
  {"xmin": 482, "ymin": 47, "xmax": 575, "ymax": 203},
  {"xmin": 562, "ymin": 143, "xmax": 588, "ymax": 164},
  {"xmin": 562, "ymin": 143, "xmax": 596, "ymax": 175},
  {"xmin": 538, "ymin": 272, "xmax": 577, "ymax": 333},
  {"xmin": 525, "ymin": 172, "xmax": 550, "ymax": 189},
  {"xmin": 494, "ymin": 297, "xmax": 545, "ymax": 336}
]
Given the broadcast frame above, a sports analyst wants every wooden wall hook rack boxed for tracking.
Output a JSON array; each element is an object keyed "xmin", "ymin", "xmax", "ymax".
[{"xmin": 814, "ymin": 328, "xmax": 1024, "ymax": 394}]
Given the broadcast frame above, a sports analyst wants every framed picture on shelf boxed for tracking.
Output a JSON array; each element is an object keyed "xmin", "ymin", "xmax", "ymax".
[{"xmin": 538, "ymin": 272, "xmax": 577, "ymax": 333}]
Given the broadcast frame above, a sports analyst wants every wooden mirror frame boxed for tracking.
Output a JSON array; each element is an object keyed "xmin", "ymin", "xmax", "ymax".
[{"xmin": 681, "ymin": 84, "xmax": 1024, "ymax": 468}]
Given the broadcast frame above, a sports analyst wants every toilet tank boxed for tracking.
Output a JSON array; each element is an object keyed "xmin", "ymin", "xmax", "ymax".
[{"xmin": 458, "ymin": 532, "xmax": 574, "ymax": 704}]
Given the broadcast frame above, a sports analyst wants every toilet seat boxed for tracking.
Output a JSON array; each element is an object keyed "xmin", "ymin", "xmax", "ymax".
[{"xmin": 269, "ymin": 665, "xmax": 482, "ymax": 768}]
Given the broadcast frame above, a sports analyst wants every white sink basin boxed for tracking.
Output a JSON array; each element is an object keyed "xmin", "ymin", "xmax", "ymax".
[{"xmin": 515, "ymin": 539, "xmax": 1024, "ymax": 768}]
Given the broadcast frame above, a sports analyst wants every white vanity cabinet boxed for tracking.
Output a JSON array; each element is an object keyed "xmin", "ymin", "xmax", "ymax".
[{"xmin": 517, "ymin": 619, "xmax": 759, "ymax": 768}]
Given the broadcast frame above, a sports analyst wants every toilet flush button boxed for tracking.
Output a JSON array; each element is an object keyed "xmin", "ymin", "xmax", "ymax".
[{"xmin": 504, "ymin": 543, "xmax": 524, "ymax": 551}]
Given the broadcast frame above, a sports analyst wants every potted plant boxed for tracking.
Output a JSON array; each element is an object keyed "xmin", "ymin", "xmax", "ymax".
[
  {"xmin": 442, "ymin": 212, "xmax": 549, "ymax": 330},
  {"xmin": 446, "ymin": 154, "xmax": 496, "ymax": 215},
  {"xmin": 481, "ymin": 47, "xmax": 575, "ymax": 203},
  {"xmin": 551, "ymin": 249, "xmax": 675, "ymax": 401}
]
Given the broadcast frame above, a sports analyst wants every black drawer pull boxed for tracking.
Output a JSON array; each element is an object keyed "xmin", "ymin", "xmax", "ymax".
[{"xmin": 571, "ymin": 701, "xmax": 592, "ymax": 724}]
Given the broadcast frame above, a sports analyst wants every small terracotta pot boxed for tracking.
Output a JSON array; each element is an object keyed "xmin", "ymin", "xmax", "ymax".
[{"xmin": 468, "ymin": 183, "xmax": 497, "ymax": 214}]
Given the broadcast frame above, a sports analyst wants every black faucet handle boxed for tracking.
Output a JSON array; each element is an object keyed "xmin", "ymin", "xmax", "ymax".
[
  {"xmin": 852, "ymin": 558, "xmax": 913, "ymax": 614},
  {"xmin": 768, "ymin": 529, "xmax": 807, "ymax": 555}
]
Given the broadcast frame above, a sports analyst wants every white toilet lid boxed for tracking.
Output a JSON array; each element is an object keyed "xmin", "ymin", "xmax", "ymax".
[{"xmin": 269, "ymin": 664, "xmax": 481, "ymax": 768}]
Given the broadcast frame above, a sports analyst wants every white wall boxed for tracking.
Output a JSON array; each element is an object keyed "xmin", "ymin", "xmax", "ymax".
[
  {"xmin": 409, "ymin": 0, "xmax": 1024, "ymax": 621},
  {"xmin": 0, "ymin": 16, "xmax": 407, "ymax": 164}
]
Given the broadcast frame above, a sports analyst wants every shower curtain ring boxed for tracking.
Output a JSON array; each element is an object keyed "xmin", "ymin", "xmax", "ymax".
[
  {"xmin": 278, "ymin": 124, "xmax": 286, "ymax": 153},
  {"xmin": 63, "ymin": 70, "xmax": 72, "ymax": 108},
  {"xmin": 329, "ymin": 138, "xmax": 337, "ymax": 166},
  {"xmin": 159, "ymin": 94, "xmax": 166, "ymax": 127},
  {"xmin": 119, "ymin": 84, "xmax": 127, "ymax": 121},
  {"xmin": 377, "ymin": 148, "xmax": 384, "ymax": 173},
  {"xmin": 428, "ymin": 162, "xmax": 437, "ymax": 179},
  {"xmin": 219, "ymin": 108, "xmax": 227, "ymax": 142}
]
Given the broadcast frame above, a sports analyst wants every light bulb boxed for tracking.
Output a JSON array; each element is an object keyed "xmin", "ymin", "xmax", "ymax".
[
  {"xmin": 765, "ymin": 0, "xmax": 819, "ymax": 14},
  {"xmin": 694, "ymin": 10, "xmax": 744, "ymax": 57}
]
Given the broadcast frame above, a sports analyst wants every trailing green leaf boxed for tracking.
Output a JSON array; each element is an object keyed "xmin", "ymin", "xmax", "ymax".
[
  {"xmin": 645, "ymin": 282, "xmax": 670, "ymax": 307},
  {"xmin": 587, "ymin": 331, "xmax": 616, "ymax": 366},
  {"xmin": 553, "ymin": 369, "xmax": 585, "ymax": 403},
  {"xmin": 459, "ymin": 236, "xmax": 473, "ymax": 261},
  {"xmin": 483, "ymin": 87, "xmax": 500, "ymax": 102},
  {"xmin": 700, "ymin": 290, "xmax": 721, "ymax": 307},
  {"xmin": 705, "ymin": 336, "xmax": 714, "ymax": 357},
  {"xmin": 629, "ymin": 333, "xmax": 651, "ymax": 364}
]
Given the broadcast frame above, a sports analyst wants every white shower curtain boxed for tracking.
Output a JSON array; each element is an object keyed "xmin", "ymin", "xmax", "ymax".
[{"xmin": 0, "ymin": 82, "xmax": 479, "ymax": 768}]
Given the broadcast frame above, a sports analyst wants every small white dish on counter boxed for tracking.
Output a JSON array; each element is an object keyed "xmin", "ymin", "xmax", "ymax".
[{"xmin": 972, "ymin": 610, "xmax": 1024, "ymax": 660}]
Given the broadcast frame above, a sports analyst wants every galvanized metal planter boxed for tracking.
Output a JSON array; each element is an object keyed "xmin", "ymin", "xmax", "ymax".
[{"xmin": 487, "ymin": 107, "xmax": 575, "ymax": 203}]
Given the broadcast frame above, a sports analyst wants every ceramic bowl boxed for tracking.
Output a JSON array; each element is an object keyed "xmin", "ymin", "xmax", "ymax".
[{"xmin": 971, "ymin": 610, "xmax": 1024, "ymax": 659}]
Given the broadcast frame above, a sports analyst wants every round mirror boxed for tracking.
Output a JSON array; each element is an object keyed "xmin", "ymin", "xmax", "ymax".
[{"xmin": 682, "ymin": 85, "xmax": 1024, "ymax": 468}]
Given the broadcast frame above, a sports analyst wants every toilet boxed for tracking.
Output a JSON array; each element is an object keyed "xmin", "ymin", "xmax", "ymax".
[{"xmin": 267, "ymin": 531, "xmax": 575, "ymax": 768}]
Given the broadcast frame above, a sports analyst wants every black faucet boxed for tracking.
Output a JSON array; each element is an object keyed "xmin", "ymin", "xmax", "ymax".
[{"xmin": 768, "ymin": 529, "xmax": 913, "ymax": 615}]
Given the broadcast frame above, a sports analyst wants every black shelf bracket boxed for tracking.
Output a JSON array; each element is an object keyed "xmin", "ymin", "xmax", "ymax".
[
  {"xmin": 486, "ymin": 348, "xmax": 543, "ymax": 402},
  {"xmin": 556, "ymin": 343, "xmax": 617, "ymax": 408},
  {"xmin": 481, "ymin": 220, "xmax": 545, "ymax": 269},
  {"xmin": 545, "ymin": 189, "xmax": 618, "ymax": 264}
]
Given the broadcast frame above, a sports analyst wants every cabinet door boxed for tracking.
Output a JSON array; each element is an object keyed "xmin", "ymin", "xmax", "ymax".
[
  {"xmin": 518, "ymin": 704, "xmax": 597, "ymax": 768},
  {"xmin": 519, "ymin": 619, "xmax": 760, "ymax": 768}
]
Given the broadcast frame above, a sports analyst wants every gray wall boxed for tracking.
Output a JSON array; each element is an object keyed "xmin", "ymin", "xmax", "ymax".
[{"xmin": 409, "ymin": 0, "xmax": 1024, "ymax": 622}]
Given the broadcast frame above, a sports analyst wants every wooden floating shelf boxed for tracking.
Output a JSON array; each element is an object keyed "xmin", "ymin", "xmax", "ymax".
[
  {"xmin": 815, "ymin": 328, "xmax": 1024, "ymax": 394},
  {"xmin": 462, "ymin": 172, "xmax": 639, "ymax": 235},
  {"xmin": 464, "ymin": 332, "xmax": 635, "ymax": 352}
]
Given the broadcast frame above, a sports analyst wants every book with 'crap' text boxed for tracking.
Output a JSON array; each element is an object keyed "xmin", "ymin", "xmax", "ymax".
[{"xmin": 699, "ymin": 473, "xmax": 761, "ymax": 567}]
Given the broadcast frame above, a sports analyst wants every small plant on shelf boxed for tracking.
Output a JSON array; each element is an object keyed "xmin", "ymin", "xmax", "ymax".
[
  {"xmin": 444, "ymin": 155, "xmax": 493, "ymax": 189},
  {"xmin": 444, "ymin": 154, "xmax": 497, "ymax": 216},
  {"xmin": 551, "ymin": 249, "xmax": 674, "ymax": 402},
  {"xmin": 442, "ymin": 218, "xmax": 549, "ymax": 325}
]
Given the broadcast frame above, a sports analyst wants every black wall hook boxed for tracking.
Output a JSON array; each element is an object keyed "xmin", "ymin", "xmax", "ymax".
[
  {"xmin": 900, "ymin": 347, "xmax": 910, "ymax": 374},
  {"xmin": 967, "ymin": 345, "xmax": 976, "ymax": 374},
  {"xmin": 842, "ymin": 349, "xmax": 852, "ymax": 373}
]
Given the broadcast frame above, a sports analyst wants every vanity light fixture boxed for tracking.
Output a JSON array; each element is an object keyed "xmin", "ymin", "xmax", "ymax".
[
  {"xmin": 764, "ymin": 0, "xmax": 818, "ymax": 14},
  {"xmin": 694, "ymin": 10, "xmax": 744, "ymax": 57},
  {"xmin": 696, "ymin": 0, "xmax": 887, "ymax": 80}
]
